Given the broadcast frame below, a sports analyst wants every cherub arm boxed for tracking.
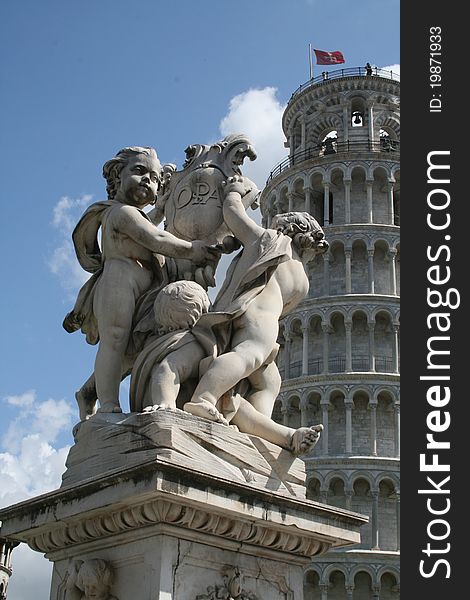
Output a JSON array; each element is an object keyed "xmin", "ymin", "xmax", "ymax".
[
  {"xmin": 114, "ymin": 205, "xmax": 218, "ymax": 264},
  {"xmin": 222, "ymin": 177, "xmax": 264, "ymax": 246}
]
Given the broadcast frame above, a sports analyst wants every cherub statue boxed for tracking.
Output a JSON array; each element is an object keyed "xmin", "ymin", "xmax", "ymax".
[
  {"xmin": 63, "ymin": 147, "xmax": 218, "ymax": 418},
  {"xmin": 65, "ymin": 559, "xmax": 118, "ymax": 600},
  {"xmin": 184, "ymin": 176, "xmax": 329, "ymax": 425}
]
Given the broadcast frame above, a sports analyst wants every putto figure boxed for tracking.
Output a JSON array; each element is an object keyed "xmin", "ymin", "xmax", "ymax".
[
  {"xmin": 63, "ymin": 146, "xmax": 218, "ymax": 417},
  {"xmin": 65, "ymin": 559, "xmax": 118, "ymax": 600},
  {"xmin": 184, "ymin": 176, "xmax": 329, "ymax": 424}
]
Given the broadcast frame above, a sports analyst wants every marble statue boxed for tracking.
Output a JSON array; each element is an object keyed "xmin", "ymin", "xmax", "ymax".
[
  {"xmin": 63, "ymin": 140, "xmax": 328, "ymax": 457},
  {"xmin": 184, "ymin": 176, "xmax": 329, "ymax": 425},
  {"xmin": 63, "ymin": 146, "xmax": 219, "ymax": 418},
  {"xmin": 129, "ymin": 280, "xmax": 323, "ymax": 455},
  {"xmin": 65, "ymin": 559, "xmax": 118, "ymax": 600}
]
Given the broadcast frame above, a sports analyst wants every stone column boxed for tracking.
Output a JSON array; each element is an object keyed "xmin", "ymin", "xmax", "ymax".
[
  {"xmin": 320, "ymin": 583, "xmax": 329, "ymax": 600},
  {"xmin": 396, "ymin": 491, "xmax": 401, "ymax": 550},
  {"xmin": 283, "ymin": 331, "xmax": 291, "ymax": 380},
  {"xmin": 345, "ymin": 398, "xmax": 354, "ymax": 454},
  {"xmin": 287, "ymin": 191, "xmax": 294, "ymax": 212},
  {"xmin": 389, "ymin": 248, "xmax": 397, "ymax": 295},
  {"xmin": 368, "ymin": 321, "xmax": 376, "ymax": 371},
  {"xmin": 369, "ymin": 401, "xmax": 378, "ymax": 456},
  {"xmin": 300, "ymin": 398, "xmax": 309, "ymax": 427},
  {"xmin": 304, "ymin": 186, "xmax": 312, "ymax": 214},
  {"xmin": 367, "ymin": 103, "xmax": 374, "ymax": 141},
  {"xmin": 321, "ymin": 324, "xmax": 330, "ymax": 374},
  {"xmin": 281, "ymin": 402, "xmax": 290, "ymax": 427},
  {"xmin": 345, "ymin": 320, "xmax": 352, "ymax": 371},
  {"xmin": 394, "ymin": 402, "xmax": 401, "ymax": 457},
  {"xmin": 368, "ymin": 249, "xmax": 375, "ymax": 294},
  {"xmin": 387, "ymin": 182, "xmax": 395, "ymax": 224},
  {"xmin": 323, "ymin": 254, "xmax": 330, "ymax": 296},
  {"xmin": 345, "ymin": 490, "xmax": 353, "ymax": 510},
  {"xmin": 342, "ymin": 103, "xmax": 349, "ymax": 142},
  {"xmin": 302, "ymin": 324, "xmax": 309, "ymax": 376},
  {"xmin": 344, "ymin": 179, "xmax": 351, "ymax": 224},
  {"xmin": 323, "ymin": 182, "xmax": 330, "ymax": 226},
  {"xmin": 300, "ymin": 116, "xmax": 306, "ymax": 150},
  {"xmin": 392, "ymin": 324, "xmax": 400, "ymax": 373},
  {"xmin": 371, "ymin": 490, "xmax": 380, "ymax": 549},
  {"xmin": 346, "ymin": 584, "xmax": 354, "ymax": 600},
  {"xmin": 345, "ymin": 249, "xmax": 352, "ymax": 293},
  {"xmin": 366, "ymin": 180, "xmax": 374, "ymax": 223},
  {"xmin": 372, "ymin": 586, "xmax": 381, "ymax": 600},
  {"xmin": 320, "ymin": 399, "xmax": 330, "ymax": 455}
]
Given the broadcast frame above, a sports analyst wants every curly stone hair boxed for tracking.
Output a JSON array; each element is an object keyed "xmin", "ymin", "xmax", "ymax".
[
  {"xmin": 271, "ymin": 212, "xmax": 328, "ymax": 253},
  {"xmin": 102, "ymin": 146, "xmax": 161, "ymax": 200},
  {"xmin": 153, "ymin": 281, "xmax": 210, "ymax": 335}
]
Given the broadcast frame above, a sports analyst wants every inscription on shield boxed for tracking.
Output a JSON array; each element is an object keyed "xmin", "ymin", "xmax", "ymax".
[{"xmin": 168, "ymin": 167, "xmax": 225, "ymax": 241}]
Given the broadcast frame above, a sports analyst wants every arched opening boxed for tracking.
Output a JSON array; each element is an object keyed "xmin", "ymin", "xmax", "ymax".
[
  {"xmin": 287, "ymin": 395, "xmax": 302, "ymax": 429},
  {"xmin": 376, "ymin": 390, "xmax": 396, "ymax": 457},
  {"xmin": 352, "ymin": 478, "xmax": 372, "ymax": 547},
  {"xmin": 351, "ymin": 239, "xmax": 368, "ymax": 294},
  {"xmin": 374, "ymin": 311, "xmax": 394, "ymax": 373},
  {"xmin": 350, "ymin": 167, "xmax": 367, "ymax": 223},
  {"xmin": 352, "ymin": 390, "xmax": 371, "ymax": 455},
  {"xmin": 328, "ymin": 476, "xmax": 347, "ymax": 509},
  {"xmin": 307, "ymin": 316, "xmax": 323, "ymax": 373},
  {"xmin": 328, "ymin": 570, "xmax": 348, "ymax": 600},
  {"xmin": 306, "ymin": 477, "xmax": 321, "ymax": 502},
  {"xmin": 395, "ymin": 244, "xmax": 400, "ymax": 294},
  {"xmin": 373, "ymin": 240, "xmax": 390, "ymax": 294},
  {"xmin": 351, "ymin": 311, "xmax": 369, "ymax": 371},
  {"xmin": 379, "ymin": 572, "xmax": 400, "ymax": 599},
  {"xmin": 372, "ymin": 167, "xmax": 390, "ymax": 224},
  {"xmin": 329, "ymin": 241, "xmax": 346, "ymax": 296},
  {"xmin": 329, "ymin": 313, "xmax": 346, "ymax": 373},
  {"xmin": 304, "ymin": 570, "xmax": 322, "ymax": 600},
  {"xmin": 306, "ymin": 390, "xmax": 322, "ymax": 425},
  {"xmin": 272, "ymin": 398, "xmax": 283, "ymax": 424},
  {"xmin": 353, "ymin": 571, "xmax": 373, "ymax": 600},
  {"xmin": 329, "ymin": 390, "xmax": 346, "ymax": 454},
  {"xmin": 289, "ymin": 319, "xmax": 303, "ymax": 379},
  {"xmin": 321, "ymin": 130, "xmax": 338, "ymax": 155},
  {"xmin": 378, "ymin": 479, "xmax": 398, "ymax": 551}
]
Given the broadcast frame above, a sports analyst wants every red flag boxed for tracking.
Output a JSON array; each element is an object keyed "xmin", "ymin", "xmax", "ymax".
[{"xmin": 314, "ymin": 49, "xmax": 345, "ymax": 65}]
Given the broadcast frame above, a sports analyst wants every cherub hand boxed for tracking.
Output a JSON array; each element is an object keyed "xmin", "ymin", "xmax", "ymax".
[
  {"xmin": 222, "ymin": 175, "xmax": 251, "ymax": 198},
  {"xmin": 191, "ymin": 240, "xmax": 222, "ymax": 265}
]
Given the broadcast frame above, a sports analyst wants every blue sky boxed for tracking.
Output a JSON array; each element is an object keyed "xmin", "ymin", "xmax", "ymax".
[{"xmin": 0, "ymin": 1, "xmax": 399, "ymax": 597}]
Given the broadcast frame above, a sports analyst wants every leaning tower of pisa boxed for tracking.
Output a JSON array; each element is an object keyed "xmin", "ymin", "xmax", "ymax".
[{"xmin": 259, "ymin": 67, "xmax": 400, "ymax": 599}]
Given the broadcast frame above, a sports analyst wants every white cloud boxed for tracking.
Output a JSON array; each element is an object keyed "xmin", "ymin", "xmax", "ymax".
[
  {"xmin": 48, "ymin": 194, "xmax": 94, "ymax": 297},
  {"xmin": 0, "ymin": 392, "xmax": 74, "ymax": 600},
  {"xmin": 381, "ymin": 63, "xmax": 400, "ymax": 78},
  {"xmin": 219, "ymin": 87, "xmax": 287, "ymax": 189}
]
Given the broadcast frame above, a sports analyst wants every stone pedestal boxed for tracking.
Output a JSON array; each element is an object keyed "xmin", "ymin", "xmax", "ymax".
[{"xmin": 0, "ymin": 411, "xmax": 367, "ymax": 599}]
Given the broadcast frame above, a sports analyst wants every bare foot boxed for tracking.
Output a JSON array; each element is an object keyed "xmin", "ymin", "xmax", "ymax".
[
  {"xmin": 75, "ymin": 389, "xmax": 98, "ymax": 421},
  {"xmin": 183, "ymin": 399, "xmax": 229, "ymax": 425},
  {"xmin": 142, "ymin": 403, "xmax": 175, "ymax": 413},
  {"xmin": 97, "ymin": 401, "xmax": 123, "ymax": 414},
  {"xmin": 290, "ymin": 424, "xmax": 323, "ymax": 456}
]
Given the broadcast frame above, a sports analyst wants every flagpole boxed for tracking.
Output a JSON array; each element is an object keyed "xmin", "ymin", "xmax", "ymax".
[{"xmin": 308, "ymin": 43, "xmax": 313, "ymax": 79}]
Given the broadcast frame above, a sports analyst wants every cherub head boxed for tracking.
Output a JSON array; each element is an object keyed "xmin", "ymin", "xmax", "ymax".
[
  {"xmin": 271, "ymin": 212, "xmax": 329, "ymax": 259},
  {"xmin": 103, "ymin": 146, "xmax": 162, "ymax": 206},
  {"xmin": 154, "ymin": 281, "xmax": 210, "ymax": 335},
  {"xmin": 75, "ymin": 559, "xmax": 114, "ymax": 600}
]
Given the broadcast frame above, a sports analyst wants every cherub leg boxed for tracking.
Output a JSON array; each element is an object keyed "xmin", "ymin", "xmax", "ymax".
[
  {"xmin": 75, "ymin": 355, "xmax": 134, "ymax": 420},
  {"xmin": 185, "ymin": 315, "xmax": 278, "ymax": 422},
  {"xmin": 246, "ymin": 361, "xmax": 282, "ymax": 417},
  {"xmin": 146, "ymin": 342, "xmax": 204, "ymax": 412},
  {"xmin": 93, "ymin": 284, "xmax": 136, "ymax": 413},
  {"xmin": 230, "ymin": 396, "xmax": 323, "ymax": 455}
]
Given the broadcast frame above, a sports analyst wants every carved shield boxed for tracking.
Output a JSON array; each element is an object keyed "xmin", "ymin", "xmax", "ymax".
[{"xmin": 162, "ymin": 134, "xmax": 260, "ymax": 244}]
